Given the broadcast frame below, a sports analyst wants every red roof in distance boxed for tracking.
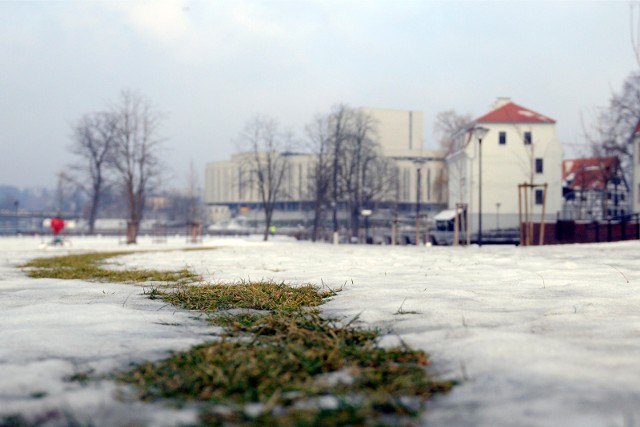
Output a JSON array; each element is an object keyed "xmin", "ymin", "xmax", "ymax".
[
  {"xmin": 475, "ymin": 101, "xmax": 555, "ymax": 124},
  {"xmin": 562, "ymin": 157, "xmax": 618, "ymax": 190}
]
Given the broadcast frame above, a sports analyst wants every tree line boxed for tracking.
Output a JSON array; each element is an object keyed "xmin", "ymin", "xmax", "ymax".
[
  {"xmin": 65, "ymin": 90, "xmax": 177, "ymax": 244},
  {"xmin": 67, "ymin": 94, "xmax": 401, "ymax": 244},
  {"xmin": 237, "ymin": 105, "xmax": 398, "ymax": 242},
  {"xmin": 67, "ymin": 71, "xmax": 640, "ymax": 245}
]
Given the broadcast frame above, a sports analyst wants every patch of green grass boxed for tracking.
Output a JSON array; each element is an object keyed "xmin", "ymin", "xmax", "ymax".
[
  {"xmin": 20, "ymin": 252, "xmax": 200, "ymax": 284},
  {"xmin": 121, "ymin": 283, "xmax": 455, "ymax": 425},
  {"xmin": 180, "ymin": 246, "xmax": 219, "ymax": 252},
  {"xmin": 18, "ymin": 250, "xmax": 454, "ymax": 424},
  {"xmin": 152, "ymin": 280, "xmax": 329, "ymax": 313}
]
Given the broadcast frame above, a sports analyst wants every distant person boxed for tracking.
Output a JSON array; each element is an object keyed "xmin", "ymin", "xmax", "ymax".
[{"xmin": 50, "ymin": 216, "xmax": 64, "ymax": 245}]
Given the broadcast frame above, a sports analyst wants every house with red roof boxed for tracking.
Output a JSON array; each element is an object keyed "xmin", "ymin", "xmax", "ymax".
[
  {"xmin": 446, "ymin": 98, "xmax": 563, "ymax": 235},
  {"xmin": 562, "ymin": 156, "xmax": 629, "ymax": 220}
]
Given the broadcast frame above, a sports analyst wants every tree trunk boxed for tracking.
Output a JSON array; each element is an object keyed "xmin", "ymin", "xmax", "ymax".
[
  {"xmin": 263, "ymin": 207, "xmax": 272, "ymax": 241},
  {"xmin": 126, "ymin": 221, "xmax": 138, "ymax": 244},
  {"xmin": 88, "ymin": 200, "xmax": 97, "ymax": 235},
  {"xmin": 350, "ymin": 205, "xmax": 360, "ymax": 242},
  {"xmin": 311, "ymin": 202, "xmax": 322, "ymax": 242},
  {"xmin": 88, "ymin": 188, "xmax": 100, "ymax": 235}
]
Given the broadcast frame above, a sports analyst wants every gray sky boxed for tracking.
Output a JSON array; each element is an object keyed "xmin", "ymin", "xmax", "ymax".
[{"xmin": 0, "ymin": 0, "xmax": 636, "ymax": 189}]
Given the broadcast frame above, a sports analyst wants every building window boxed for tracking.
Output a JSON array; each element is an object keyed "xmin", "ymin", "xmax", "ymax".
[
  {"xmin": 499, "ymin": 131, "xmax": 506, "ymax": 145},
  {"xmin": 535, "ymin": 158, "xmax": 543, "ymax": 174},
  {"xmin": 524, "ymin": 131, "xmax": 532, "ymax": 145},
  {"xmin": 535, "ymin": 189, "xmax": 544, "ymax": 205}
]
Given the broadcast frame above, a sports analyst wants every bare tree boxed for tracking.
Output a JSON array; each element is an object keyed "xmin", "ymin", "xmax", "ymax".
[
  {"xmin": 583, "ymin": 71, "xmax": 640, "ymax": 185},
  {"xmin": 433, "ymin": 110, "xmax": 472, "ymax": 202},
  {"xmin": 305, "ymin": 113, "xmax": 333, "ymax": 242},
  {"xmin": 67, "ymin": 112, "xmax": 118, "ymax": 234},
  {"xmin": 184, "ymin": 160, "xmax": 202, "ymax": 227},
  {"xmin": 328, "ymin": 104, "xmax": 353, "ymax": 244},
  {"xmin": 631, "ymin": 2, "xmax": 640, "ymax": 67},
  {"xmin": 582, "ymin": 3, "xmax": 640, "ymax": 183},
  {"xmin": 433, "ymin": 110, "xmax": 472, "ymax": 154},
  {"xmin": 339, "ymin": 109, "xmax": 386, "ymax": 240},
  {"xmin": 237, "ymin": 116, "xmax": 293, "ymax": 241},
  {"xmin": 308, "ymin": 105, "xmax": 396, "ymax": 243},
  {"xmin": 109, "ymin": 90, "xmax": 166, "ymax": 244}
]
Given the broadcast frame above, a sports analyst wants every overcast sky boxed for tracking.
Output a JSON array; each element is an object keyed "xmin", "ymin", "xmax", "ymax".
[{"xmin": 0, "ymin": 0, "xmax": 636, "ymax": 189}]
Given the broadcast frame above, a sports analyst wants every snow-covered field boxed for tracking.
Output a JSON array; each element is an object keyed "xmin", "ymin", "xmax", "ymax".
[{"xmin": 1, "ymin": 235, "xmax": 639, "ymax": 426}]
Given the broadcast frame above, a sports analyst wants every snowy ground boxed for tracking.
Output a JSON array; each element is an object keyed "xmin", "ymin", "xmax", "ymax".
[{"xmin": 1, "ymin": 235, "xmax": 640, "ymax": 426}]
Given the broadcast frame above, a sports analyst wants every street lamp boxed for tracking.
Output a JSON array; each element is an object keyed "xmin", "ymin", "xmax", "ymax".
[
  {"xmin": 473, "ymin": 126, "xmax": 490, "ymax": 246},
  {"xmin": 413, "ymin": 158, "xmax": 427, "ymax": 246}
]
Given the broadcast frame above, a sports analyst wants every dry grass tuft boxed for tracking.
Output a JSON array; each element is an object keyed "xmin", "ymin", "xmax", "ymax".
[
  {"xmin": 124, "ymin": 282, "xmax": 455, "ymax": 425},
  {"xmin": 154, "ymin": 280, "xmax": 329, "ymax": 313},
  {"xmin": 20, "ymin": 252, "xmax": 200, "ymax": 284}
]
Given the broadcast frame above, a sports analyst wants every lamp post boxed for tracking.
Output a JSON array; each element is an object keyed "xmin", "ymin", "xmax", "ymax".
[
  {"xmin": 496, "ymin": 202, "xmax": 501, "ymax": 229},
  {"xmin": 473, "ymin": 126, "xmax": 490, "ymax": 246},
  {"xmin": 413, "ymin": 158, "xmax": 427, "ymax": 246}
]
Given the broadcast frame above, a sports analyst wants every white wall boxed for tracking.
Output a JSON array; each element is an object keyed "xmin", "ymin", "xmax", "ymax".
[
  {"xmin": 205, "ymin": 108, "xmax": 447, "ymax": 211},
  {"xmin": 447, "ymin": 122, "xmax": 563, "ymax": 231},
  {"xmin": 359, "ymin": 108, "xmax": 424, "ymax": 156}
]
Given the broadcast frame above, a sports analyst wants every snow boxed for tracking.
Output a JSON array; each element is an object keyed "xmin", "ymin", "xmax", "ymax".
[{"xmin": 2, "ymin": 235, "xmax": 640, "ymax": 426}]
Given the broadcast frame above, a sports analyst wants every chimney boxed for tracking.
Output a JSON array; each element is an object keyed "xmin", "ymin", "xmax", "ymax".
[{"xmin": 492, "ymin": 97, "xmax": 512, "ymax": 109}]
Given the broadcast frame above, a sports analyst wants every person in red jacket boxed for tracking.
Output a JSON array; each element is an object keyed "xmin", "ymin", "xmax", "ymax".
[{"xmin": 50, "ymin": 216, "xmax": 64, "ymax": 245}]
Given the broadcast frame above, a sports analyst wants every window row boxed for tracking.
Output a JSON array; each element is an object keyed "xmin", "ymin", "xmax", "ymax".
[{"xmin": 497, "ymin": 131, "xmax": 532, "ymax": 145}]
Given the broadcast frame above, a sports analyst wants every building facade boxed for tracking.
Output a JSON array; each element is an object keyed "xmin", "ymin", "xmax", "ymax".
[
  {"xmin": 562, "ymin": 157, "xmax": 630, "ymax": 221},
  {"xmin": 204, "ymin": 108, "xmax": 447, "ymax": 230},
  {"xmin": 447, "ymin": 98, "xmax": 564, "ymax": 233}
]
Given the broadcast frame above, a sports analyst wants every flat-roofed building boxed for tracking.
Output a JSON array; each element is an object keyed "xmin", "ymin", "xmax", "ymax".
[{"xmin": 204, "ymin": 108, "xmax": 447, "ymax": 234}]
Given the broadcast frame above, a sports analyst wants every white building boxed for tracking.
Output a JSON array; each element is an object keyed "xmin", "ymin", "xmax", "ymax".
[
  {"xmin": 362, "ymin": 108, "xmax": 447, "ymax": 212},
  {"xmin": 447, "ymin": 98, "xmax": 564, "ymax": 233},
  {"xmin": 204, "ymin": 108, "xmax": 447, "ymax": 228}
]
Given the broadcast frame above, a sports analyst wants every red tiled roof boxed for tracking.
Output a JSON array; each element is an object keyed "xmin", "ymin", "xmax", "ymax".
[
  {"xmin": 475, "ymin": 101, "xmax": 555, "ymax": 124},
  {"xmin": 562, "ymin": 157, "xmax": 618, "ymax": 190}
]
